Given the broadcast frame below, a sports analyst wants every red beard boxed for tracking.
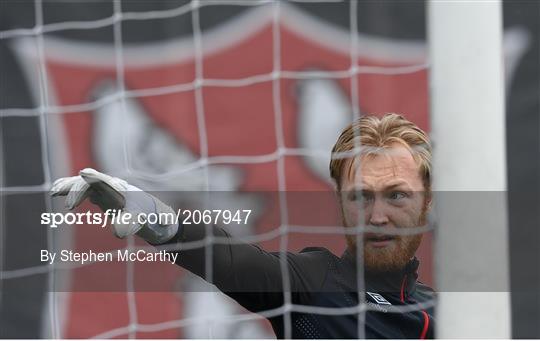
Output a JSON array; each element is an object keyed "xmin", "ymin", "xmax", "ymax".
[{"xmin": 344, "ymin": 205, "xmax": 428, "ymax": 272}]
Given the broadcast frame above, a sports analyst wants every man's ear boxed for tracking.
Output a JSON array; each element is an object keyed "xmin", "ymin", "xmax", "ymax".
[
  {"xmin": 424, "ymin": 191, "xmax": 433, "ymax": 211},
  {"xmin": 331, "ymin": 178, "xmax": 338, "ymax": 191},
  {"xmin": 331, "ymin": 179, "xmax": 344, "ymax": 207},
  {"xmin": 331, "ymin": 179, "xmax": 339, "ymax": 196}
]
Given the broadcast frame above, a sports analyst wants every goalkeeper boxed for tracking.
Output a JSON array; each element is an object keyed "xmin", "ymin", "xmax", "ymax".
[{"xmin": 51, "ymin": 114, "xmax": 434, "ymax": 339}]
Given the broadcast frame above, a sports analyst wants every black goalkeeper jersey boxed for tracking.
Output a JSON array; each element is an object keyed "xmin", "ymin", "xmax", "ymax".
[{"xmin": 164, "ymin": 223, "xmax": 435, "ymax": 339}]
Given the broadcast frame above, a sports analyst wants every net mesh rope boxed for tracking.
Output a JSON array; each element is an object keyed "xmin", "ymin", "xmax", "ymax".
[{"xmin": 0, "ymin": 0, "xmax": 434, "ymax": 338}]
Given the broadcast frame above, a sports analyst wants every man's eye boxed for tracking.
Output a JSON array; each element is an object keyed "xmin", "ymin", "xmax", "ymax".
[
  {"xmin": 347, "ymin": 191, "xmax": 373, "ymax": 202},
  {"xmin": 363, "ymin": 192, "xmax": 374, "ymax": 202},
  {"xmin": 389, "ymin": 191, "xmax": 407, "ymax": 200}
]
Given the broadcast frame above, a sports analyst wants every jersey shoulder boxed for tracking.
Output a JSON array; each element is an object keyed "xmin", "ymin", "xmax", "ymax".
[
  {"xmin": 297, "ymin": 247, "xmax": 340, "ymax": 265},
  {"xmin": 286, "ymin": 247, "xmax": 339, "ymax": 292}
]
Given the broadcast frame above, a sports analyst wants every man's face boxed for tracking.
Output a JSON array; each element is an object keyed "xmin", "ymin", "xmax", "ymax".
[{"xmin": 339, "ymin": 143, "xmax": 429, "ymax": 272}]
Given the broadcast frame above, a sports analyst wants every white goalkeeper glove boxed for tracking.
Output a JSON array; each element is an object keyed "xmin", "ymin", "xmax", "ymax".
[{"xmin": 50, "ymin": 168, "xmax": 178, "ymax": 244}]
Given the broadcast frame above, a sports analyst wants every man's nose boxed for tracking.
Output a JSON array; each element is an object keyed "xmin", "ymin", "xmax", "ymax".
[{"xmin": 367, "ymin": 198, "xmax": 389, "ymax": 226}]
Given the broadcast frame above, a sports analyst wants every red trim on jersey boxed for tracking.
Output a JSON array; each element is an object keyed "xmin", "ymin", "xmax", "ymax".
[
  {"xmin": 419, "ymin": 310, "xmax": 430, "ymax": 339},
  {"xmin": 400, "ymin": 275, "xmax": 407, "ymax": 302}
]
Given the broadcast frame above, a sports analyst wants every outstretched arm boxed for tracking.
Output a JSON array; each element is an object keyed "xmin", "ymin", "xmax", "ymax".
[
  {"xmin": 165, "ymin": 221, "xmax": 289, "ymax": 312},
  {"xmin": 50, "ymin": 168, "xmax": 307, "ymax": 313}
]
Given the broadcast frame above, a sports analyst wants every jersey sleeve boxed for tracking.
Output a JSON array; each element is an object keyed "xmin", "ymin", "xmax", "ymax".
[{"xmin": 160, "ymin": 223, "xmax": 330, "ymax": 313}]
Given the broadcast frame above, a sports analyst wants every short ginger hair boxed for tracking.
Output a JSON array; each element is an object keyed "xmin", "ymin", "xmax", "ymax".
[{"xmin": 330, "ymin": 113, "xmax": 432, "ymax": 192}]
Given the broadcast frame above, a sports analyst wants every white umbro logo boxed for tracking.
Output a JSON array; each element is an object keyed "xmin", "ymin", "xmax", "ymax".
[{"xmin": 367, "ymin": 292, "xmax": 392, "ymax": 305}]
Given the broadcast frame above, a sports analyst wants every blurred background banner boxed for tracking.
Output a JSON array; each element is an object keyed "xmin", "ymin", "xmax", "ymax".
[{"xmin": 1, "ymin": 0, "xmax": 538, "ymax": 338}]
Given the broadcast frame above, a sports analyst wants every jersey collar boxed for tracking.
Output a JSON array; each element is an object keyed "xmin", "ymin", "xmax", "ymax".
[{"xmin": 340, "ymin": 249, "xmax": 420, "ymax": 298}]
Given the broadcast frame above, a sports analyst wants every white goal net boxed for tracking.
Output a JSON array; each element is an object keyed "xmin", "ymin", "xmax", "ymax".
[{"xmin": 0, "ymin": 0, "xmax": 520, "ymax": 338}]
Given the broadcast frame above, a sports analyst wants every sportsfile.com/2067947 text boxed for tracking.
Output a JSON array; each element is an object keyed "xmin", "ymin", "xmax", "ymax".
[{"xmin": 40, "ymin": 209, "xmax": 252, "ymax": 228}]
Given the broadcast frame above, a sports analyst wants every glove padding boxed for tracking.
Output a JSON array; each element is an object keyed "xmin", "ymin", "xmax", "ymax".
[{"xmin": 50, "ymin": 168, "xmax": 178, "ymax": 244}]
